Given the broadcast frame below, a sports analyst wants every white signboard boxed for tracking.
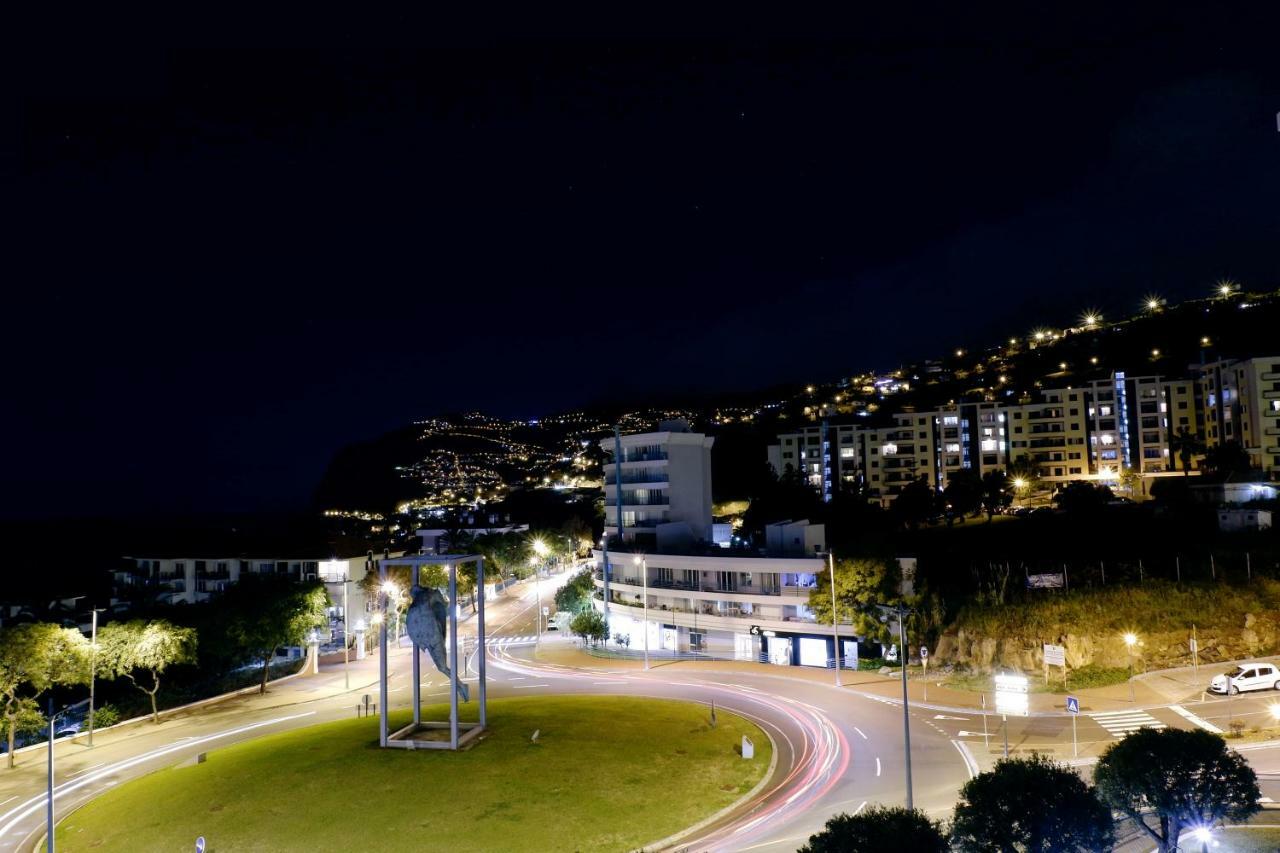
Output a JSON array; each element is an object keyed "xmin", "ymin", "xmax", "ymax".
[
  {"xmin": 1043, "ymin": 644, "xmax": 1066, "ymax": 667},
  {"xmin": 741, "ymin": 735, "xmax": 755, "ymax": 760},
  {"xmin": 994, "ymin": 673, "xmax": 1030, "ymax": 717},
  {"xmin": 1027, "ymin": 573, "xmax": 1065, "ymax": 589}
]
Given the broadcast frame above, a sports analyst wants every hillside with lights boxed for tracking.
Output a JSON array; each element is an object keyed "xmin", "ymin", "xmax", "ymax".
[{"xmin": 314, "ymin": 284, "xmax": 1280, "ymax": 517}]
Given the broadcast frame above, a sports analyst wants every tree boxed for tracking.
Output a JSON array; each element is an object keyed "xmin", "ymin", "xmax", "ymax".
[
  {"xmin": 892, "ymin": 476, "xmax": 936, "ymax": 530},
  {"xmin": 1201, "ymin": 441, "xmax": 1253, "ymax": 479},
  {"xmin": 561, "ymin": 516, "xmax": 594, "ymax": 556},
  {"xmin": 555, "ymin": 568, "xmax": 597, "ymax": 615},
  {"xmin": 951, "ymin": 753, "xmax": 1114, "ymax": 852},
  {"xmin": 941, "ymin": 469, "xmax": 984, "ymax": 524},
  {"xmin": 807, "ymin": 557, "xmax": 897, "ymax": 641},
  {"xmin": 1053, "ymin": 481, "xmax": 1114, "ymax": 515},
  {"xmin": 799, "ymin": 805, "xmax": 948, "ymax": 853},
  {"xmin": 569, "ymin": 609, "xmax": 608, "ymax": 646},
  {"xmin": 98, "ymin": 620, "xmax": 197, "ymax": 723},
  {"xmin": 219, "ymin": 576, "xmax": 329, "ymax": 693},
  {"xmin": 1169, "ymin": 427, "xmax": 1204, "ymax": 476},
  {"xmin": 980, "ymin": 470, "xmax": 1013, "ymax": 521},
  {"xmin": 1094, "ymin": 727, "xmax": 1260, "ymax": 853},
  {"xmin": 0, "ymin": 623, "xmax": 89, "ymax": 768}
]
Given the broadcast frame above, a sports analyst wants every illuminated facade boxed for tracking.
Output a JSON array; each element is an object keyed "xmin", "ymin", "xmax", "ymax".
[{"xmin": 600, "ymin": 420, "xmax": 715, "ymax": 551}]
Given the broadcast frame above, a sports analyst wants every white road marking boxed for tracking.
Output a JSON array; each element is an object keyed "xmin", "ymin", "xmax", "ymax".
[
  {"xmin": 0, "ymin": 799, "xmax": 13, "ymax": 808},
  {"xmin": 934, "ymin": 714, "xmax": 969, "ymax": 720},
  {"xmin": 875, "ymin": 757, "xmax": 881, "ymax": 776},
  {"xmin": 853, "ymin": 800, "xmax": 867, "ymax": 815},
  {"xmin": 1170, "ymin": 704, "xmax": 1225, "ymax": 734},
  {"xmin": 511, "ymin": 684, "xmax": 550, "ymax": 689},
  {"xmin": 1089, "ymin": 710, "xmax": 1166, "ymax": 737},
  {"xmin": 952, "ymin": 739, "xmax": 980, "ymax": 779},
  {"xmin": 853, "ymin": 726, "xmax": 867, "ymax": 740}
]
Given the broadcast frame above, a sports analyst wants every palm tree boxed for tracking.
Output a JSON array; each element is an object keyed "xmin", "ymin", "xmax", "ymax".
[{"xmin": 1168, "ymin": 427, "xmax": 1204, "ymax": 476}]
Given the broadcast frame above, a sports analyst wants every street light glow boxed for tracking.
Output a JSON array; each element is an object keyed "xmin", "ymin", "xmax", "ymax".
[
  {"xmin": 381, "ymin": 581, "xmax": 398, "ymax": 597},
  {"xmin": 532, "ymin": 538, "xmax": 549, "ymax": 557},
  {"xmin": 1192, "ymin": 826, "xmax": 1212, "ymax": 843},
  {"xmin": 1081, "ymin": 312, "xmax": 1100, "ymax": 327},
  {"xmin": 1012, "ymin": 478, "xmax": 1027, "ymax": 490},
  {"xmin": 1123, "ymin": 632, "xmax": 1137, "ymax": 647},
  {"xmin": 1145, "ymin": 296, "xmax": 1162, "ymax": 311}
]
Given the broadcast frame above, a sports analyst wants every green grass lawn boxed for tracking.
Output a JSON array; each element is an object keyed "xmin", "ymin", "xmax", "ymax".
[
  {"xmin": 943, "ymin": 663, "xmax": 1131, "ymax": 695},
  {"xmin": 49, "ymin": 695, "xmax": 771, "ymax": 853},
  {"xmin": 1203, "ymin": 825, "xmax": 1280, "ymax": 851}
]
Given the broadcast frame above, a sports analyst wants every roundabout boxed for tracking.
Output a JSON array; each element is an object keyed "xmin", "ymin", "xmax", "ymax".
[{"xmin": 45, "ymin": 696, "xmax": 771, "ymax": 853}]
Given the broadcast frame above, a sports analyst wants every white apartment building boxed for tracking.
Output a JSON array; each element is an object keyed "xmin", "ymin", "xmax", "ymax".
[
  {"xmin": 601, "ymin": 420, "xmax": 715, "ymax": 551},
  {"xmin": 1200, "ymin": 356, "xmax": 1280, "ymax": 475},
  {"xmin": 121, "ymin": 553, "xmax": 372, "ymax": 644},
  {"xmin": 595, "ymin": 426, "xmax": 872, "ymax": 668}
]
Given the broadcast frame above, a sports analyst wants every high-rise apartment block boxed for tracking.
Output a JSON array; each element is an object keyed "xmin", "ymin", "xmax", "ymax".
[{"xmin": 769, "ymin": 355, "xmax": 1279, "ymax": 501}]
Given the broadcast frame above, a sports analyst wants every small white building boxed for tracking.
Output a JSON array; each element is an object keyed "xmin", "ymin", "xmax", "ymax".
[
  {"xmin": 1218, "ymin": 509, "xmax": 1273, "ymax": 532},
  {"xmin": 600, "ymin": 420, "xmax": 715, "ymax": 551}
]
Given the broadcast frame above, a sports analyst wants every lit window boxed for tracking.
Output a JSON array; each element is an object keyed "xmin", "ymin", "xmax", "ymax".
[
  {"xmin": 840, "ymin": 447, "xmax": 855, "ymax": 459},
  {"xmin": 980, "ymin": 439, "xmax": 999, "ymax": 453},
  {"xmin": 943, "ymin": 416, "xmax": 959, "ymax": 426},
  {"xmin": 1100, "ymin": 434, "xmax": 1115, "ymax": 446},
  {"xmin": 1099, "ymin": 405, "xmax": 1112, "ymax": 416},
  {"xmin": 883, "ymin": 443, "xmax": 898, "ymax": 455},
  {"xmin": 945, "ymin": 443, "xmax": 961, "ymax": 453}
]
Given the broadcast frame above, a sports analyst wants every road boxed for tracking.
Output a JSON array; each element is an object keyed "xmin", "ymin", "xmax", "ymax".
[{"xmin": 0, "ymin": 573, "xmax": 1054, "ymax": 845}]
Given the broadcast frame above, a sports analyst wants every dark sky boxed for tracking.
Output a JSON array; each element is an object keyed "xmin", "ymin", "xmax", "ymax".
[{"xmin": 11, "ymin": 24, "xmax": 1280, "ymax": 518}]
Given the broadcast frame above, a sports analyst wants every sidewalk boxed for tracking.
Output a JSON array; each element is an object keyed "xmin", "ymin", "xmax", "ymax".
[{"xmin": 532, "ymin": 640, "xmax": 1263, "ymax": 716}]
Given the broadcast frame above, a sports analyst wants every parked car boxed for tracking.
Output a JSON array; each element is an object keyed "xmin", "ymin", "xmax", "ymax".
[{"xmin": 1209, "ymin": 662, "xmax": 1280, "ymax": 695}]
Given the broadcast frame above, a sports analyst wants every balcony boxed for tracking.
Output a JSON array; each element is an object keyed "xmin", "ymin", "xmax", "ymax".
[
  {"xmin": 620, "ymin": 450, "xmax": 668, "ymax": 463},
  {"xmin": 605, "ymin": 469, "xmax": 670, "ymax": 485},
  {"xmin": 196, "ymin": 569, "xmax": 231, "ymax": 580},
  {"xmin": 615, "ymin": 494, "xmax": 670, "ymax": 507},
  {"xmin": 1027, "ymin": 410, "xmax": 1064, "ymax": 420}
]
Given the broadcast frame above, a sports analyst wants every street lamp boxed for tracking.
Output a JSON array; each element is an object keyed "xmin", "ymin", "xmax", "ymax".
[
  {"xmin": 633, "ymin": 554, "xmax": 649, "ymax": 671},
  {"xmin": 1192, "ymin": 825, "xmax": 1213, "ymax": 853},
  {"xmin": 828, "ymin": 552, "xmax": 841, "ymax": 688},
  {"xmin": 874, "ymin": 601, "xmax": 915, "ymax": 811},
  {"xmin": 1124, "ymin": 633, "xmax": 1138, "ymax": 702},
  {"xmin": 87, "ymin": 607, "xmax": 106, "ymax": 748},
  {"xmin": 530, "ymin": 554, "xmax": 543, "ymax": 645}
]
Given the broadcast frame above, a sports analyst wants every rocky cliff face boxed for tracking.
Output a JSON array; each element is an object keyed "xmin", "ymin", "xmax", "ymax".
[{"xmin": 933, "ymin": 611, "xmax": 1280, "ymax": 673}]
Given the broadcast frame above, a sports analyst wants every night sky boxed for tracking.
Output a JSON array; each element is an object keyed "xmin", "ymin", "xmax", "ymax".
[{"xmin": 12, "ymin": 26, "xmax": 1279, "ymax": 518}]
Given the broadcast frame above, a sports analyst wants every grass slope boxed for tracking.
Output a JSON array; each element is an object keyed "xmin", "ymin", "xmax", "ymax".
[{"xmin": 50, "ymin": 695, "xmax": 770, "ymax": 853}]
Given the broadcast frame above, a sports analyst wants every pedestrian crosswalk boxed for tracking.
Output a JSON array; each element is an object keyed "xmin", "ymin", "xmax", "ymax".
[
  {"xmin": 483, "ymin": 635, "xmax": 537, "ymax": 646},
  {"xmin": 1089, "ymin": 709, "xmax": 1166, "ymax": 738}
]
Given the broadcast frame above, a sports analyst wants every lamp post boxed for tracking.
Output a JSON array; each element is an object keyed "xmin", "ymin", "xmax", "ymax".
[
  {"xmin": 828, "ymin": 552, "xmax": 842, "ymax": 687},
  {"xmin": 1124, "ymin": 633, "xmax": 1138, "ymax": 702},
  {"xmin": 875, "ymin": 601, "xmax": 915, "ymax": 811},
  {"xmin": 532, "ymin": 538, "xmax": 549, "ymax": 645},
  {"xmin": 87, "ymin": 607, "xmax": 106, "ymax": 748},
  {"xmin": 342, "ymin": 575, "xmax": 350, "ymax": 690},
  {"xmin": 634, "ymin": 555, "xmax": 649, "ymax": 670}
]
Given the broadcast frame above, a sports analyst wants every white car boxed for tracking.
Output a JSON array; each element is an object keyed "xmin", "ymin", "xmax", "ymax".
[{"xmin": 1210, "ymin": 663, "xmax": 1280, "ymax": 695}]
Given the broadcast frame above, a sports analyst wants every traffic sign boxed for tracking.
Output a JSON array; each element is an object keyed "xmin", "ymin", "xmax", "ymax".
[
  {"xmin": 1065, "ymin": 696, "xmax": 1080, "ymax": 715},
  {"xmin": 749, "ymin": 625, "xmax": 762, "ymax": 636},
  {"xmin": 196, "ymin": 837, "xmax": 206, "ymax": 853},
  {"xmin": 919, "ymin": 646, "xmax": 929, "ymax": 660}
]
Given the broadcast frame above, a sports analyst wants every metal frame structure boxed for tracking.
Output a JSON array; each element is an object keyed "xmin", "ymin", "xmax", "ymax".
[{"xmin": 378, "ymin": 554, "xmax": 487, "ymax": 751}]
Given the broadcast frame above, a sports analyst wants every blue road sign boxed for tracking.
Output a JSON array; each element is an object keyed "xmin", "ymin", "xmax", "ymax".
[
  {"xmin": 196, "ymin": 837, "xmax": 206, "ymax": 853},
  {"xmin": 1065, "ymin": 696, "xmax": 1080, "ymax": 715}
]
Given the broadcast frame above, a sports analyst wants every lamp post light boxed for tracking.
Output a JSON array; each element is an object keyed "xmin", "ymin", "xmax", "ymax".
[
  {"xmin": 633, "ymin": 554, "xmax": 649, "ymax": 671},
  {"xmin": 1124, "ymin": 633, "xmax": 1138, "ymax": 702},
  {"xmin": 828, "ymin": 552, "xmax": 842, "ymax": 688},
  {"xmin": 1192, "ymin": 825, "xmax": 1213, "ymax": 853}
]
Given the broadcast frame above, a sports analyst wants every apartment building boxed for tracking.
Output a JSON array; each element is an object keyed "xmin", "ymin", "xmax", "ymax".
[
  {"xmin": 1200, "ymin": 356, "xmax": 1280, "ymax": 475},
  {"xmin": 600, "ymin": 420, "xmax": 715, "ymax": 551},
  {"xmin": 120, "ymin": 552, "xmax": 372, "ymax": 645}
]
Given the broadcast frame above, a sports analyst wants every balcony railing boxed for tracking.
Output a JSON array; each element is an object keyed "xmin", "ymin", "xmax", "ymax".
[
  {"xmin": 621, "ymin": 450, "xmax": 668, "ymax": 463},
  {"xmin": 605, "ymin": 470, "xmax": 670, "ymax": 485},
  {"xmin": 616, "ymin": 495, "xmax": 670, "ymax": 507}
]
